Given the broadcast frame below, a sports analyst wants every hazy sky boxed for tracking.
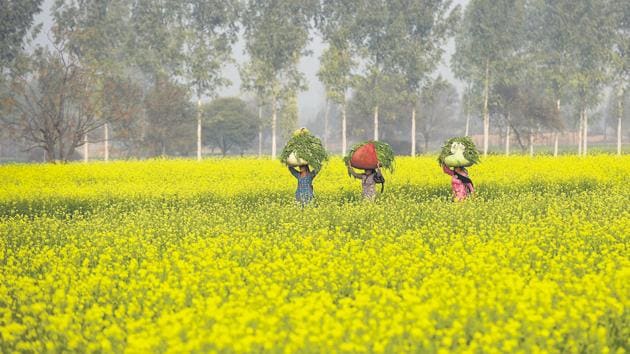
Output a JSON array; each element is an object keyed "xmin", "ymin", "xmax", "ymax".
[{"xmin": 34, "ymin": 0, "xmax": 470, "ymax": 124}]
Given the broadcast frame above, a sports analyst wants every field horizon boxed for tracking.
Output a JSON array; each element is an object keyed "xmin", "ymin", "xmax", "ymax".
[{"xmin": 1, "ymin": 156, "xmax": 628, "ymax": 352}]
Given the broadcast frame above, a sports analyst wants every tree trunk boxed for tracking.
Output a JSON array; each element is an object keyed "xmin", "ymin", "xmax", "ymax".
[
  {"xmin": 529, "ymin": 129, "xmax": 534, "ymax": 157},
  {"xmin": 482, "ymin": 58, "xmax": 490, "ymax": 156},
  {"xmin": 464, "ymin": 90, "xmax": 470, "ymax": 136},
  {"xmin": 84, "ymin": 134, "xmax": 88, "ymax": 163},
  {"xmin": 58, "ymin": 130, "xmax": 65, "ymax": 162},
  {"xmin": 258, "ymin": 105, "xmax": 263, "ymax": 158},
  {"xmin": 505, "ymin": 119, "xmax": 510, "ymax": 156},
  {"xmin": 258, "ymin": 128, "xmax": 263, "ymax": 158},
  {"xmin": 341, "ymin": 100, "xmax": 347, "ymax": 155},
  {"xmin": 197, "ymin": 98, "xmax": 202, "ymax": 161},
  {"xmin": 618, "ymin": 116, "xmax": 623, "ymax": 156},
  {"xmin": 618, "ymin": 86, "xmax": 624, "ymax": 155},
  {"xmin": 583, "ymin": 110, "xmax": 588, "ymax": 156},
  {"xmin": 104, "ymin": 123, "xmax": 109, "ymax": 162},
  {"xmin": 465, "ymin": 110, "xmax": 470, "ymax": 137},
  {"xmin": 44, "ymin": 137, "xmax": 54, "ymax": 162},
  {"xmin": 271, "ymin": 96, "xmax": 277, "ymax": 160},
  {"xmin": 411, "ymin": 106, "xmax": 416, "ymax": 156},
  {"xmin": 323, "ymin": 99, "xmax": 329, "ymax": 149},
  {"xmin": 578, "ymin": 110, "xmax": 583, "ymax": 156},
  {"xmin": 510, "ymin": 125, "xmax": 524, "ymax": 152},
  {"xmin": 554, "ymin": 99, "xmax": 560, "ymax": 157},
  {"xmin": 373, "ymin": 105, "xmax": 379, "ymax": 141}
]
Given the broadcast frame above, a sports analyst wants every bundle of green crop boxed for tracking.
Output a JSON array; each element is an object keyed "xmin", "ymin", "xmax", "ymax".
[
  {"xmin": 280, "ymin": 128, "xmax": 328, "ymax": 171},
  {"xmin": 344, "ymin": 141, "xmax": 395, "ymax": 173},
  {"xmin": 438, "ymin": 136, "xmax": 481, "ymax": 167}
]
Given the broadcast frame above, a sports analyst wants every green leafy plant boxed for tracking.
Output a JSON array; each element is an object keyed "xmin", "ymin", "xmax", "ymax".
[
  {"xmin": 438, "ymin": 136, "xmax": 481, "ymax": 166},
  {"xmin": 280, "ymin": 129, "xmax": 328, "ymax": 171}
]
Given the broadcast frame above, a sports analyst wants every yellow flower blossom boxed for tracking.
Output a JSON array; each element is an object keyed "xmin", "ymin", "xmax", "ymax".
[{"xmin": 0, "ymin": 156, "xmax": 628, "ymax": 352}]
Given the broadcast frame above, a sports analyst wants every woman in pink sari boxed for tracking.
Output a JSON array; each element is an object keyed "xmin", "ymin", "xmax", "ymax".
[{"xmin": 441, "ymin": 164, "xmax": 475, "ymax": 201}]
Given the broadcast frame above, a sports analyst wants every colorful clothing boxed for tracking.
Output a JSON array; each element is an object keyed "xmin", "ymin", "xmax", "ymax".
[
  {"xmin": 442, "ymin": 165, "xmax": 474, "ymax": 201},
  {"xmin": 348, "ymin": 167, "xmax": 377, "ymax": 200},
  {"xmin": 289, "ymin": 167, "xmax": 318, "ymax": 205}
]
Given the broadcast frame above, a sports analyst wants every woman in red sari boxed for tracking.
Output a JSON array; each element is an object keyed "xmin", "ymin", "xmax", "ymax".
[{"xmin": 441, "ymin": 164, "xmax": 475, "ymax": 201}]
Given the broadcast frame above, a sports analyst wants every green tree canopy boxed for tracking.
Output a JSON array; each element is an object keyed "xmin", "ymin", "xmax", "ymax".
[
  {"xmin": 453, "ymin": 0, "xmax": 527, "ymax": 155},
  {"xmin": 241, "ymin": 0, "xmax": 317, "ymax": 159},
  {"xmin": 184, "ymin": 0, "xmax": 239, "ymax": 99},
  {"xmin": 0, "ymin": 0, "xmax": 42, "ymax": 73},
  {"xmin": 203, "ymin": 97, "xmax": 257, "ymax": 156}
]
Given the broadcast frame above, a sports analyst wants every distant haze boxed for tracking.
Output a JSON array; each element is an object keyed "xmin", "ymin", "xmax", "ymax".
[{"xmin": 34, "ymin": 0, "xmax": 470, "ymax": 125}]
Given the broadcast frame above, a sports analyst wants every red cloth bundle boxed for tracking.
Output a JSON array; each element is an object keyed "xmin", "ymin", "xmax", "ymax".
[{"xmin": 350, "ymin": 143, "xmax": 379, "ymax": 169}]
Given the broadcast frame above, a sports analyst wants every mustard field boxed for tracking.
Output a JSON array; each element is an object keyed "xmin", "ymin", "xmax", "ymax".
[{"xmin": 0, "ymin": 156, "xmax": 628, "ymax": 353}]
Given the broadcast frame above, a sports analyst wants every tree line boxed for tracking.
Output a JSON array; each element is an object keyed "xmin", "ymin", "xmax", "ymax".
[{"xmin": 0, "ymin": 0, "xmax": 628, "ymax": 162}]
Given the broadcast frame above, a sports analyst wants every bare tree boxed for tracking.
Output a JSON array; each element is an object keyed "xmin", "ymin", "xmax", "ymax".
[{"xmin": 2, "ymin": 40, "xmax": 107, "ymax": 162}]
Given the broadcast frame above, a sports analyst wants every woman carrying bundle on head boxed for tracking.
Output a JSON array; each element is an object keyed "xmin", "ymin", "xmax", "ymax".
[
  {"xmin": 281, "ymin": 128, "xmax": 328, "ymax": 206},
  {"xmin": 441, "ymin": 164, "xmax": 474, "ymax": 202},
  {"xmin": 344, "ymin": 141, "xmax": 394, "ymax": 201},
  {"xmin": 288, "ymin": 164, "xmax": 318, "ymax": 206},
  {"xmin": 438, "ymin": 137, "xmax": 480, "ymax": 202},
  {"xmin": 346, "ymin": 162, "xmax": 381, "ymax": 201}
]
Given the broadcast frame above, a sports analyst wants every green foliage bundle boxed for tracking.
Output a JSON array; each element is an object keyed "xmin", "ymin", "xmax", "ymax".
[
  {"xmin": 344, "ymin": 141, "xmax": 395, "ymax": 173},
  {"xmin": 280, "ymin": 129, "xmax": 328, "ymax": 171},
  {"xmin": 438, "ymin": 136, "xmax": 481, "ymax": 166}
]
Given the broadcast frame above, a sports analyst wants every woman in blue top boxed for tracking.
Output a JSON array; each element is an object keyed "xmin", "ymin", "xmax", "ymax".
[{"xmin": 288, "ymin": 165, "xmax": 318, "ymax": 205}]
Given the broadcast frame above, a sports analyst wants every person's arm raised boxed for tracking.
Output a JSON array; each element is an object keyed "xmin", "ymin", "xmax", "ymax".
[
  {"xmin": 441, "ymin": 164, "xmax": 455, "ymax": 176},
  {"xmin": 347, "ymin": 163, "xmax": 362, "ymax": 179}
]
